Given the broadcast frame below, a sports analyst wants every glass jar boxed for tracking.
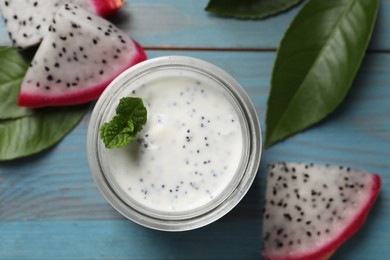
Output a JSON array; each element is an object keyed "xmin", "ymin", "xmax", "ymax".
[{"xmin": 87, "ymin": 56, "xmax": 262, "ymax": 231}]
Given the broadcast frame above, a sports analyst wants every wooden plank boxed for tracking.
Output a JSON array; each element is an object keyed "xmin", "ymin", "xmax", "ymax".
[
  {"xmin": 0, "ymin": 0, "xmax": 389, "ymax": 50},
  {"xmin": 0, "ymin": 50, "xmax": 389, "ymax": 259}
]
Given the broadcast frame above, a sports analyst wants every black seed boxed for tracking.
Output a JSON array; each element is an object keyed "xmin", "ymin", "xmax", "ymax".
[
  {"xmin": 306, "ymin": 221, "xmax": 311, "ymax": 225},
  {"xmin": 87, "ymin": 16, "xmax": 92, "ymax": 20},
  {"xmin": 283, "ymin": 213, "xmax": 292, "ymax": 221},
  {"xmin": 102, "ymin": 59, "xmax": 106, "ymax": 64},
  {"xmin": 306, "ymin": 231, "xmax": 312, "ymax": 237},
  {"xmin": 54, "ymin": 63, "xmax": 60, "ymax": 68},
  {"xmin": 47, "ymin": 75, "xmax": 53, "ymax": 81},
  {"xmin": 60, "ymin": 35, "xmax": 67, "ymax": 41},
  {"xmin": 276, "ymin": 240, "xmax": 283, "ymax": 248},
  {"xmin": 99, "ymin": 70, "xmax": 104, "ymax": 75},
  {"xmin": 295, "ymin": 205, "xmax": 301, "ymax": 211},
  {"xmin": 13, "ymin": 15, "xmax": 17, "ymax": 20},
  {"xmin": 45, "ymin": 86, "xmax": 50, "ymax": 90},
  {"xmin": 44, "ymin": 66, "xmax": 50, "ymax": 72},
  {"xmin": 277, "ymin": 228, "xmax": 284, "ymax": 235}
]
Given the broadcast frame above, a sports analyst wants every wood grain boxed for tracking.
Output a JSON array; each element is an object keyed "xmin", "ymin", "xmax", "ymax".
[
  {"xmin": 0, "ymin": 0, "xmax": 389, "ymax": 50},
  {"xmin": 1, "ymin": 51, "xmax": 389, "ymax": 259},
  {"xmin": 0, "ymin": 0, "xmax": 389, "ymax": 259}
]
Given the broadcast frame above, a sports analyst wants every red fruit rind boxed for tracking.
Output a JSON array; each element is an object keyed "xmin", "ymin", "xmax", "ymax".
[
  {"xmin": 263, "ymin": 174, "xmax": 381, "ymax": 260},
  {"xmin": 91, "ymin": 0, "xmax": 125, "ymax": 16},
  {"xmin": 17, "ymin": 41, "xmax": 146, "ymax": 107}
]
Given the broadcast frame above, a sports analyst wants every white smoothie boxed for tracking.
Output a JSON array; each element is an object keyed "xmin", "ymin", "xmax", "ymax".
[{"xmin": 103, "ymin": 72, "xmax": 244, "ymax": 214}]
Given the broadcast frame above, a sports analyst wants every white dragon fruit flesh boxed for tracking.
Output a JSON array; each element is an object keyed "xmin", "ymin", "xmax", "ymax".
[
  {"xmin": 17, "ymin": 3, "xmax": 146, "ymax": 107},
  {"xmin": 262, "ymin": 162, "xmax": 380, "ymax": 260},
  {"xmin": 0, "ymin": 0, "xmax": 124, "ymax": 49}
]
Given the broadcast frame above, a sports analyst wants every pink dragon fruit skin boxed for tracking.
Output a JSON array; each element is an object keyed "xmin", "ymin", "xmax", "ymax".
[
  {"xmin": 262, "ymin": 162, "xmax": 381, "ymax": 260},
  {"xmin": 17, "ymin": 3, "xmax": 146, "ymax": 107}
]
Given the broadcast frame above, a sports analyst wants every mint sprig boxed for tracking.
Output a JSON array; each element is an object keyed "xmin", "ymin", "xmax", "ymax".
[{"xmin": 99, "ymin": 97, "xmax": 147, "ymax": 148}]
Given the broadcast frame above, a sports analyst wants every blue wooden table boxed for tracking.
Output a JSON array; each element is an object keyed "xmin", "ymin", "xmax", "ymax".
[{"xmin": 1, "ymin": 1, "xmax": 389, "ymax": 259}]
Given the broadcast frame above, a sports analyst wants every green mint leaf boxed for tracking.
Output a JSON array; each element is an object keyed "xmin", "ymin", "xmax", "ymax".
[
  {"xmin": 100, "ymin": 97, "xmax": 147, "ymax": 148},
  {"xmin": 205, "ymin": 0, "xmax": 303, "ymax": 19},
  {"xmin": 265, "ymin": 0, "xmax": 379, "ymax": 147}
]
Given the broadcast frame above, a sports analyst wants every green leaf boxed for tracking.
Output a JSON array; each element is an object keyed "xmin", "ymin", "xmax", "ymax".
[
  {"xmin": 0, "ymin": 105, "xmax": 88, "ymax": 161},
  {"xmin": 0, "ymin": 47, "xmax": 33, "ymax": 119},
  {"xmin": 0, "ymin": 46, "xmax": 88, "ymax": 160},
  {"xmin": 100, "ymin": 97, "xmax": 147, "ymax": 148},
  {"xmin": 205, "ymin": 0, "xmax": 303, "ymax": 19},
  {"xmin": 265, "ymin": 0, "xmax": 379, "ymax": 147}
]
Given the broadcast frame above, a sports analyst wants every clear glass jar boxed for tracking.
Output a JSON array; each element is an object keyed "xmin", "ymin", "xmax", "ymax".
[{"xmin": 87, "ymin": 56, "xmax": 262, "ymax": 231}]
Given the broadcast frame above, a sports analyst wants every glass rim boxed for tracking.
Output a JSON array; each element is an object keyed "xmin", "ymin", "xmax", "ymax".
[{"xmin": 87, "ymin": 56, "xmax": 262, "ymax": 231}]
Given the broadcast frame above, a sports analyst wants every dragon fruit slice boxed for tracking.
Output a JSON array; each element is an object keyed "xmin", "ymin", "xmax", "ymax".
[
  {"xmin": 17, "ymin": 3, "xmax": 146, "ymax": 107},
  {"xmin": 262, "ymin": 162, "xmax": 380, "ymax": 260},
  {"xmin": 0, "ymin": 0, "xmax": 124, "ymax": 49}
]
